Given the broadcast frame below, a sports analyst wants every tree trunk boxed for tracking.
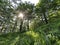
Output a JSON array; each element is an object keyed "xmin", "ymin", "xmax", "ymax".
[
  {"xmin": 19, "ymin": 20, "xmax": 23, "ymax": 32},
  {"xmin": 12, "ymin": 20, "xmax": 17, "ymax": 32},
  {"xmin": 43, "ymin": 12, "xmax": 48, "ymax": 24},
  {"xmin": 27, "ymin": 20, "xmax": 29, "ymax": 31}
]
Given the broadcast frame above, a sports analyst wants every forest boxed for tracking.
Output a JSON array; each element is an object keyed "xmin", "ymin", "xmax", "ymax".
[{"xmin": 0, "ymin": 0, "xmax": 60, "ymax": 45}]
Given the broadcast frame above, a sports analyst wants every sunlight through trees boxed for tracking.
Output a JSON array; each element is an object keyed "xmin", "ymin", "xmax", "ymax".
[{"xmin": 0, "ymin": 0, "xmax": 60, "ymax": 45}]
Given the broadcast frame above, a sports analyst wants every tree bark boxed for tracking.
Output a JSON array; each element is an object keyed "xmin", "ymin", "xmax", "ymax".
[
  {"xmin": 19, "ymin": 20, "xmax": 23, "ymax": 32},
  {"xmin": 27, "ymin": 20, "xmax": 29, "ymax": 31},
  {"xmin": 12, "ymin": 20, "xmax": 17, "ymax": 32},
  {"xmin": 43, "ymin": 12, "xmax": 48, "ymax": 24}
]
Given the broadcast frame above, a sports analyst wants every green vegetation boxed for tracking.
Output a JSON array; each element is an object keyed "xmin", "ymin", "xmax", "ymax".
[
  {"xmin": 0, "ymin": 0, "xmax": 60, "ymax": 45},
  {"xmin": 0, "ymin": 17, "xmax": 60, "ymax": 45}
]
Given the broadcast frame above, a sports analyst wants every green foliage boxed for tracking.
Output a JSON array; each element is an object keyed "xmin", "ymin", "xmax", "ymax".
[
  {"xmin": 35, "ymin": 17, "xmax": 60, "ymax": 45},
  {"xmin": 0, "ymin": 0, "xmax": 60, "ymax": 45},
  {"xmin": 0, "ymin": 31, "xmax": 51, "ymax": 45},
  {"xmin": 0, "ymin": 15, "xmax": 60, "ymax": 45}
]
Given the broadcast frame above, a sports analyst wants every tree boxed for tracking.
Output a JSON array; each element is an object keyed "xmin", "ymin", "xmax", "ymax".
[
  {"xmin": 35, "ymin": 0, "xmax": 50, "ymax": 24},
  {"xmin": 16, "ymin": 2, "xmax": 35, "ymax": 32},
  {"xmin": 0, "ymin": 0, "xmax": 14, "ymax": 33}
]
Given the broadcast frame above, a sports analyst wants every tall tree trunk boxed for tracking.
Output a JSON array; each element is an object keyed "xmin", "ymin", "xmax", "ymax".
[
  {"xmin": 12, "ymin": 20, "xmax": 17, "ymax": 32},
  {"xmin": 27, "ymin": 20, "xmax": 29, "ymax": 31},
  {"xmin": 43, "ymin": 12, "xmax": 48, "ymax": 24},
  {"xmin": 19, "ymin": 20, "xmax": 23, "ymax": 32}
]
